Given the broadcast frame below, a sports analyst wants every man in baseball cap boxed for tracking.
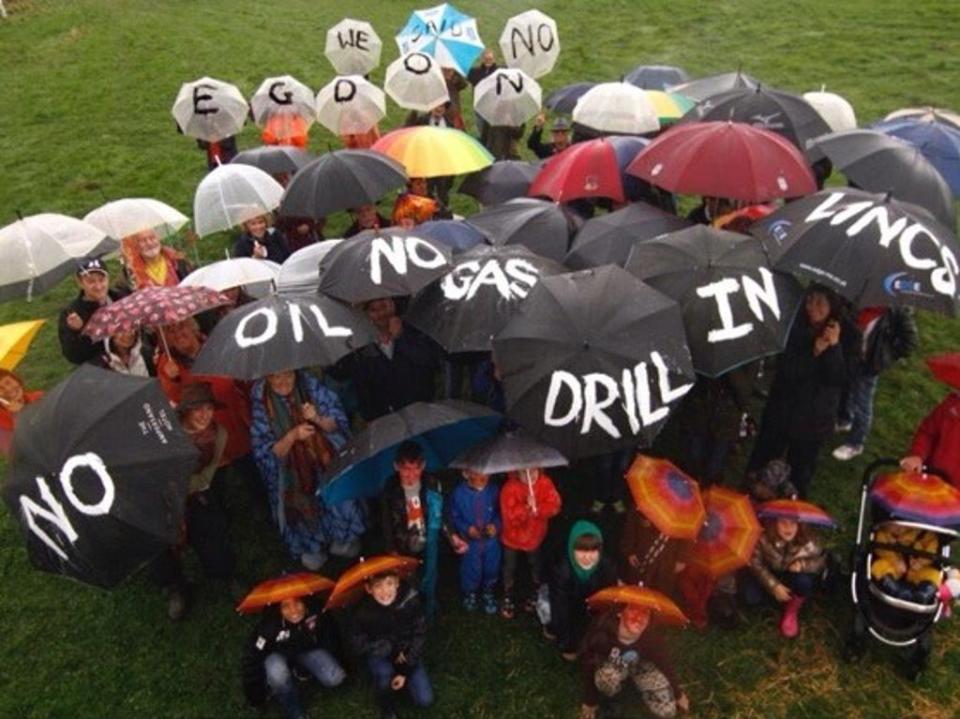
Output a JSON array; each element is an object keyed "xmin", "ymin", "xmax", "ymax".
[
  {"xmin": 57, "ymin": 257, "xmax": 127, "ymax": 365},
  {"xmin": 527, "ymin": 113, "xmax": 573, "ymax": 159}
]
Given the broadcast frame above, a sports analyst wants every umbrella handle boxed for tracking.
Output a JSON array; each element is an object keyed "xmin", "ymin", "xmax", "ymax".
[{"xmin": 157, "ymin": 326, "xmax": 173, "ymax": 359}]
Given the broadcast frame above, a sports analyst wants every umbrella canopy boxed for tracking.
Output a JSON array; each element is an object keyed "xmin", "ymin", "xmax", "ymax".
[
  {"xmin": 459, "ymin": 160, "xmax": 540, "ymax": 206},
  {"xmin": 373, "ymin": 126, "xmax": 493, "ymax": 178},
  {"xmin": 690, "ymin": 486, "xmax": 761, "ymax": 578},
  {"xmin": 926, "ymin": 352, "xmax": 960, "ymax": 390},
  {"xmin": 191, "ymin": 294, "xmax": 374, "ymax": 379},
  {"xmin": 545, "ymin": 82, "xmax": 596, "ymax": 114},
  {"xmin": 466, "ymin": 197, "xmax": 579, "ymax": 263},
  {"xmin": 324, "ymin": 555, "xmax": 420, "ymax": 611},
  {"xmin": 756, "ymin": 498, "xmax": 836, "ymax": 528},
  {"xmin": 415, "ymin": 219, "xmax": 486, "ymax": 253},
  {"xmin": 884, "ymin": 106, "xmax": 960, "ymax": 130},
  {"xmin": 250, "ymin": 75, "xmax": 315, "ymax": 128},
  {"xmin": 807, "ymin": 129, "xmax": 955, "ymax": 227},
  {"xmin": 565, "ymin": 201, "xmax": 689, "ymax": 270},
  {"xmin": 871, "ymin": 116, "xmax": 960, "ymax": 195},
  {"xmin": 383, "ymin": 51, "xmax": 449, "ymax": 112},
  {"xmin": 751, "ymin": 188, "xmax": 960, "ymax": 315},
  {"xmin": 803, "ymin": 89, "xmax": 858, "ymax": 132},
  {"xmin": 315, "ymin": 75, "xmax": 387, "ymax": 136},
  {"xmin": 623, "ymin": 64, "xmax": 690, "ymax": 91},
  {"xmin": 586, "ymin": 585, "xmax": 688, "ymax": 626},
  {"xmin": 625, "ymin": 454, "xmax": 705, "ymax": 540},
  {"xmin": 572, "ymin": 82, "xmax": 660, "ymax": 136},
  {"xmin": 493, "ymin": 267, "xmax": 695, "ymax": 459},
  {"xmin": 0, "ymin": 213, "xmax": 112, "ymax": 303},
  {"xmin": 278, "ymin": 150, "xmax": 407, "ymax": 220},
  {"xmin": 320, "ymin": 400, "xmax": 501, "ymax": 505},
  {"xmin": 870, "ymin": 472, "xmax": 960, "ymax": 527},
  {"xmin": 498, "ymin": 9, "xmax": 560, "ymax": 79},
  {"xmin": 528, "ymin": 138, "xmax": 625, "ymax": 203},
  {"xmin": 405, "ymin": 244, "xmax": 566, "ymax": 352},
  {"xmin": 317, "ymin": 230, "xmax": 453, "ymax": 303},
  {"xmin": 395, "ymin": 3, "xmax": 483, "ymax": 77},
  {"xmin": 1, "ymin": 366, "xmax": 197, "ymax": 588},
  {"xmin": 193, "ymin": 164, "xmax": 284, "ymax": 238},
  {"xmin": 604, "ymin": 135, "xmax": 656, "ymax": 203},
  {"xmin": 82, "ymin": 286, "xmax": 229, "ymax": 341},
  {"xmin": 473, "ymin": 68, "xmax": 542, "ymax": 127},
  {"xmin": 667, "ymin": 70, "xmax": 760, "ymax": 103},
  {"xmin": 276, "ymin": 240, "xmax": 344, "ymax": 295},
  {"xmin": 171, "ymin": 76, "xmax": 248, "ymax": 142},
  {"xmin": 625, "ymin": 226, "xmax": 804, "ymax": 378},
  {"xmin": 83, "ymin": 198, "xmax": 189, "ymax": 241},
  {"xmin": 325, "ymin": 18, "xmax": 383, "ymax": 76},
  {"xmin": 627, "ymin": 121, "xmax": 817, "ymax": 202},
  {"xmin": 642, "ymin": 91, "xmax": 696, "ymax": 126},
  {"xmin": 236, "ymin": 572, "xmax": 335, "ymax": 614},
  {"xmin": 0, "ymin": 319, "xmax": 45, "ymax": 370},
  {"xmin": 231, "ymin": 146, "xmax": 316, "ymax": 177},
  {"xmin": 448, "ymin": 428, "xmax": 568, "ymax": 473},
  {"xmin": 179, "ymin": 258, "xmax": 279, "ymax": 293}
]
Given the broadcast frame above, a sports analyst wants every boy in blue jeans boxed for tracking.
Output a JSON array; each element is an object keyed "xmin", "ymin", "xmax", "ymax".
[{"xmin": 449, "ymin": 468, "xmax": 502, "ymax": 614}]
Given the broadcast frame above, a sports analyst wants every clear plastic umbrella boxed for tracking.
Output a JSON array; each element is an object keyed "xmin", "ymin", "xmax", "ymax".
[
  {"xmin": 498, "ymin": 9, "xmax": 560, "ymax": 79},
  {"xmin": 277, "ymin": 240, "xmax": 344, "ymax": 295},
  {"xmin": 473, "ymin": 68, "xmax": 542, "ymax": 127},
  {"xmin": 83, "ymin": 198, "xmax": 189, "ymax": 241},
  {"xmin": 250, "ymin": 75, "xmax": 316, "ymax": 127},
  {"xmin": 193, "ymin": 164, "xmax": 284, "ymax": 237},
  {"xmin": 384, "ymin": 52, "xmax": 449, "ymax": 112},
  {"xmin": 573, "ymin": 82, "xmax": 660, "ymax": 135},
  {"xmin": 325, "ymin": 18, "xmax": 383, "ymax": 76},
  {"xmin": 315, "ymin": 76, "xmax": 386, "ymax": 135},
  {"xmin": 803, "ymin": 88, "xmax": 858, "ymax": 132},
  {"xmin": 171, "ymin": 76, "xmax": 248, "ymax": 142},
  {"xmin": 179, "ymin": 257, "xmax": 280, "ymax": 297}
]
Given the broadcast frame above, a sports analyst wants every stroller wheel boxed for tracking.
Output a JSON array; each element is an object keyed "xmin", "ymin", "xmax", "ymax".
[{"xmin": 905, "ymin": 631, "xmax": 933, "ymax": 682}]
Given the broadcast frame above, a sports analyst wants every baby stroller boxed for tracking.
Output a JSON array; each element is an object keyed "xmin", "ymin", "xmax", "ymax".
[{"xmin": 845, "ymin": 459, "xmax": 958, "ymax": 679}]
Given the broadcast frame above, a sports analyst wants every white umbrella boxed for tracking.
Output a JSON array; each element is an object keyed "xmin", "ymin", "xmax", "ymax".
[
  {"xmin": 0, "ymin": 214, "xmax": 111, "ymax": 301},
  {"xmin": 572, "ymin": 82, "xmax": 660, "ymax": 135},
  {"xmin": 884, "ymin": 106, "xmax": 960, "ymax": 129},
  {"xmin": 83, "ymin": 198, "xmax": 189, "ymax": 241},
  {"xmin": 193, "ymin": 164, "xmax": 284, "ymax": 238},
  {"xmin": 171, "ymin": 76, "xmax": 248, "ymax": 142},
  {"xmin": 474, "ymin": 68, "xmax": 541, "ymax": 127},
  {"xmin": 803, "ymin": 89, "xmax": 857, "ymax": 132},
  {"xmin": 277, "ymin": 240, "xmax": 343, "ymax": 295},
  {"xmin": 498, "ymin": 10, "xmax": 560, "ymax": 80},
  {"xmin": 384, "ymin": 51, "xmax": 449, "ymax": 112},
  {"xmin": 180, "ymin": 258, "xmax": 280, "ymax": 297},
  {"xmin": 315, "ymin": 76, "xmax": 387, "ymax": 136},
  {"xmin": 325, "ymin": 18, "xmax": 382, "ymax": 76},
  {"xmin": 250, "ymin": 75, "xmax": 316, "ymax": 127}
]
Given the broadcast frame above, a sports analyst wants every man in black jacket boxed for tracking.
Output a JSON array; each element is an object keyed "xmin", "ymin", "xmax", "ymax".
[
  {"xmin": 57, "ymin": 258, "xmax": 127, "ymax": 365},
  {"xmin": 527, "ymin": 114, "xmax": 572, "ymax": 159}
]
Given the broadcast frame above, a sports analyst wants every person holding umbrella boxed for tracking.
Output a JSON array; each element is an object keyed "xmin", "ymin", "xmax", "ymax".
[
  {"xmin": 391, "ymin": 177, "xmax": 438, "ymax": 228},
  {"xmin": 527, "ymin": 114, "xmax": 572, "ymax": 159},
  {"xmin": 467, "ymin": 48, "xmax": 499, "ymax": 142},
  {"xmin": 89, "ymin": 328, "xmax": 155, "ymax": 377},
  {"xmin": 58, "ymin": 257, "xmax": 127, "ymax": 365},
  {"xmin": 232, "ymin": 214, "xmax": 291, "ymax": 264},
  {"xmin": 344, "ymin": 204, "xmax": 390, "ymax": 238},
  {"xmin": 900, "ymin": 353, "xmax": 960, "ymax": 487}
]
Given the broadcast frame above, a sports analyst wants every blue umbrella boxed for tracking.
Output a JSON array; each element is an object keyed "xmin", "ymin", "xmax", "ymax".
[
  {"xmin": 622, "ymin": 64, "xmax": 689, "ymax": 91},
  {"xmin": 545, "ymin": 82, "xmax": 596, "ymax": 114},
  {"xmin": 319, "ymin": 400, "xmax": 501, "ymax": 504},
  {"xmin": 416, "ymin": 219, "xmax": 486, "ymax": 253},
  {"xmin": 872, "ymin": 117, "xmax": 960, "ymax": 196},
  {"xmin": 396, "ymin": 4, "xmax": 484, "ymax": 77}
]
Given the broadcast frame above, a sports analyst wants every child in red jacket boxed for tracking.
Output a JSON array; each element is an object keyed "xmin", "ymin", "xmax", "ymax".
[
  {"xmin": 901, "ymin": 390, "xmax": 960, "ymax": 488},
  {"xmin": 499, "ymin": 467, "xmax": 562, "ymax": 619}
]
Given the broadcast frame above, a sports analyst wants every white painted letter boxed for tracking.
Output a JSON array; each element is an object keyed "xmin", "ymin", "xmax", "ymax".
[
  {"xmin": 543, "ymin": 371, "xmax": 583, "ymax": 427},
  {"xmin": 235, "ymin": 308, "xmax": 278, "ymax": 348}
]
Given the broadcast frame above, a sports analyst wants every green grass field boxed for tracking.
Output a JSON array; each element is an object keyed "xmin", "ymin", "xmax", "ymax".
[{"xmin": 2, "ymin": 1, "xmax": 960, "ymax": 717}]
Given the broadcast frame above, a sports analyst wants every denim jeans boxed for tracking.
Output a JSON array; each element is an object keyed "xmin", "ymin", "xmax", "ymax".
[
  {"xmin": 842, "ymin": 372, "xmax": 879, "ymax": 447},
  {"xmin": 264, "ymin": 649, "xmax": 346, "ymax": 719},
  {"xmin": 739, "ymin": 569, "xmax": 817, "ymax": 606},
  {"xmin": 367, "ymin": 655, "xmax": 434, "ymax": 710}
]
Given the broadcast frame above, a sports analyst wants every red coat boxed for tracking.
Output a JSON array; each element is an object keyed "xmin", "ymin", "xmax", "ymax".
[
  {"xmin": 910, "ymin": 392, "xmax": 960, "ymax": 487},
  {"xmin": 500, "ymin": 471, "xmax": 562, "ymax": 552}
]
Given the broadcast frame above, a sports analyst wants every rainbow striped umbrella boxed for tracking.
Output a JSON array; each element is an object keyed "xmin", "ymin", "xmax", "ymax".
[
  {"xmin": 871, "ymin": 471, "xmax": 960, "ymax": 527},
  {"xmin": 324, "ymin": 555, "xmax": 421, "ymax": 611},
  {"xmin": 587, "ymin": 585, "xmax": 688, "ymax": 626},
  {"xmin": 372, "ymin": 126, "xmax": 493, "ymax": 178},
  {"xmin": 757, "ymin": 498, "xmax": 836, "ymax": 528},
  {"xmin": 690, "ymin": 486, "xmax": 761, "ymax": 578},
  {"xmin": 644, "ymin": 90, "xmax": 695, "ymax": 125},
  {"xmin": 626, "ymin": 455, "xmax": 705, "ymax": 540},
  {"xmin": 236, "ymin": 572, "xmax": 334, "ymax": 613}
]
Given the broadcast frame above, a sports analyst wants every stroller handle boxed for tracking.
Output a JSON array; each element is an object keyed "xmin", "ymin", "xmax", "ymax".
[{"xmin": 860, "ymin": 458, "xmax": 951, "ymax": 490}]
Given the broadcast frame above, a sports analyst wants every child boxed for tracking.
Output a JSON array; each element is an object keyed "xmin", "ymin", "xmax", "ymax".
[
  {"xmin": 449, "ymin": 468, "xmax": 502, "ymax": 614},
  {"xmin": 0, "ymin": 368, "xmax": 44, "ymax": 452},
  {"xmin": 348, "ymin": 570, "xmax": 433, "ymax": 719},
  {"xmin": 241, "ymin": 595, "xmax": 346, "ymax": 719},
  {"xmin": 547, "ymin": 521, "xmax": 618, "ymax": 661},
  {"xmin": 871, "ymin": 521, "xmax": 941, "ymax": 604},
  {"xmin": 901, "ymin": 384, "xmax": 960, "ymax": 488},
  {"xmin": 742, "ymin": 517, "xmax": 825, "ymax": 638},
  {"xmin": 499, "ymin": 467, "xmax": 562, "ymax": 619},
  {"xmin": 232, "ymin": 214, "xmax": 291, "ymax": 264}
]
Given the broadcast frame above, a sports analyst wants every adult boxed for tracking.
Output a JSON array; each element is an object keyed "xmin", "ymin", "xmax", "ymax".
[
  {"xmin": 276, "ymin": 216, "xmax": 325, "ymax": 253},
  {"xmin": 195, "ymin": 136, "xmax": 238, "ymax": 170},
  {"xmin": 89, "ymin": 329, "xmax": 155, "ymax": 377},
  {"xmin": 58, "ymin": 257, "xmax": 126, "ymax": 365},
  {"xmin": 391, "ymin": 178, "xmax": 438, "ymax": 228},
  {"xmin": 467, "ymin": 48, "xmax": 498, "ymax": 140},
  {"xmin": 441, "ymin": 67, "xmax": 467, "ymax": 130},
  {"xmin": 900, "ymin": 369, "xmax": 960, "ymax": 487},
  {"xmin": 0, "ymin": 369, "xmax": 43, "ymax": 458},
  {"xmin": 344, "ymin": 205, "xmax": 390, "ymax": 238},
  {"xmin": 120, "ymin": 229, "xmax": 192, "ymax": 290},
  {"xmin": 527, "ymin": 114, "xmax": 572, "ymax": 159},
  {"xmin": 232, "ymin": 214, "xmax": 291, "ymax": 264}
]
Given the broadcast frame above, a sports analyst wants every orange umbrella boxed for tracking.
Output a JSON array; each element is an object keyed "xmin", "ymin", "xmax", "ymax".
[
  {"xmin": 690, "ymin": 486, "xmax": 761, "ymax": 578},
  {"xmin": 625, "ymin": 454, "xmax": 705, "ymax": 540},
  {"xmin": 324, "ymin": 554, "xmax": 420, "ymax": 611},
  {"xmin": 871, "ymin": 471, "xmax": 960, "ymax": 526},
  {"xmin": 236, "ymin": 572, "xmax": 335, "ymax": 614},
  {"xmin": 587, "ymin": 585, "xmax": 688, "ymax": 626}
]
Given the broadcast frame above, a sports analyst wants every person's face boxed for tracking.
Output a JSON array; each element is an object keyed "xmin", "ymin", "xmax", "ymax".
[
  {"xmin": 366, "ymin": 575, "xmax": 400, "ymax": 606},
  {"xmin": 244, "ymin": 216, "xmax": 268, "ymax": 239},
  {"xmin": 619, "ymin": 606, "xmax": 651, "ymax": 638},
  {"xmin": 132, "ymin": 230, "xmax": 162, "ymax": 260},
  {"xmin": 481, "ymin": 49, "xmax": 495, "ymax": 66},
  {"xmin": 266, "ymin": 370, "xmax": 296, "ymax": 397},
  {"xmin": 0, "ymin": 375, "xmax": 24, "ymax": 403},
  {"xmin": 409, "ymin": 178, "xmax": 428, "ymax": 196},
  {"xmin": 395, "ymin": 459, "xmax": 425, "ymax": 488},
  {"xmin": 464, "ymin": 469, "xmax": 489, "ymax": 490},
  {"xmin": 295, "ymin": 222, "xmax": 312, "ymax": 236},
  {"xmin": 805, "ymin": 292, "xmax": 831, "ymax": 325},
  {"xmin": 78, "ymin": 271, "xmax": 109, "ymax": 302},
  {"xmin": 165, "ymin": 320, "xmax": 201, "ymax": 355},
  {"xmin": 552, "ymin": 130, "xmax": 570, "ymax": 150},
  {"xmin": 364, "ymin": 298, "xmax": 396, "ymax": 332},
  {"xmin": 775, "ymin": 518, "xmax": 799, "ymax": 543},
  {"xmin": 573, "ymin": 548, "xmax": 600, "ymax": 571},
  {"xmin": 113, "ymin": 330, "xmax": 137, "ymax": 350},
  {"xmin": 183, "ymin": 402, "xmax": 215, "ymax": 432},
  {"xmin": 430, "ymin": 104, "xmax": 447, "ymax": 119},
  {"xmin": 280, "ymin": 597, "xmax": 306, "ymax": 623},
  {"xmin": 356, "ymin": 204, "xmax": 378, "ymax": 228}
]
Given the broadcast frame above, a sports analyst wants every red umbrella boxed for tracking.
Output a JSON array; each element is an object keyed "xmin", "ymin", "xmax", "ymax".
[
  {"xmin": 586, "ymin": 585, "xmax": 688, "ymax": 626},
  {"xmin": 236, "ymin": 572, "xmax": 335, "ymax": 614},
  {"xmin": 625, "ymin": 454, "xmax": 705, "ymax": 540},
  {"xmin": 82, "ymin": 285, "xmax": 229, "ymax": 341},
  {"xmin": 756, "ymin": 498, "xmax": 836, "ymax": 528},
  {"xmin": 690, "ymin": 486, "xmax": 761, "ymax": 578},
  {"xmin": 926, "ymin": 352, "xmax": 960, "ymax": 390},
  {"xmin": 527, "ymin": 138, "xmax": 625, "ymax": 203},
  {"xmin": 324, "ymin": 554, "xmax": 420, "ymax": 611},
  {"xmin": 871, "ymin": 471, "xmax": 960, "ymax": 527},
  {"xmin": 627, "ymin": 121, "xmax": 817, "ymax": 202}
]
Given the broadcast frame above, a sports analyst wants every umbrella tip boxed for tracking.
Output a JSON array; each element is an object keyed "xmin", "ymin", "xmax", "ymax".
[
  {"xmin": 582, "ymin": 339, "xmax": 590, "ymax": 351},
  {"xmin": 15, "ymin": 209, "xmax": 24, "ymax": 220}
]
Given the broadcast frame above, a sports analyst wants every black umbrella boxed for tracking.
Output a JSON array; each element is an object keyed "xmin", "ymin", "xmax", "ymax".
[
  {"xmin": 466, "ymin": 198, "xmax": 580, "ymax": 263},
  {"xmin": 752, "ymin": 187, "xmax": 960, "ymax": 316},
  {"xmin": 680, "ymin": 85, "xmax": 831, "ymax": 152},
  {"xmin": 625, "ymin": 226, "xmax": 804, "ymax": 377},
  {"xmin": 449, "ymin": 429, "xmax": 568, "ymax": 474},
  {"xmin": 416, "ymin": 220, "xmax": 486, "ymax": 254},
  {"xmin": 668, "ymin": 70, "xmax": 760, "ymax": 102},
  {"xmin": 622, "ymin": 64, "xmax": 690, "ymax": 91},
  {"xmin": 492, "ymin": 266, "xmax": 695, "ymax": 459},
  {"xmin": 544, "ymin": 82, "xmax": 597, "ymax": 113},
  {"xmin": 278, "ymin": 149, "xmax": 407, "ymax": 220},
  {"xmin": 405, "ymin": 244, "xmax": 567, "ymax": 353},
  {"xmin": 459, "ymin": 160, "xmax": 541, "ymax": 205},
  {"xmin": 1, "ymin": 366, "xmax": 197, "ymax": 588},
  {"xmin": 231, "ymin": 146, "xmax": 316, "ymax": 176},
  {"xmin": 807, "ymin": 129, "xmax": 956, "ymax": 228},
  {"xmin": 317, "ymin": 229, "xmax": 453, "ymax": 303},
  {"xmin": 191, "ymin": 294, "xmax": 375, "ymax": 379},
  {"xmin": 565, "ymin": 201, "xmax": 690, "ymax": 270}
]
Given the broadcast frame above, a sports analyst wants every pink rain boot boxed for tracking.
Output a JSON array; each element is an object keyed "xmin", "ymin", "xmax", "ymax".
[{"xmin": 780, "ymin": 596, "xmax": 806, "ymax": 638}]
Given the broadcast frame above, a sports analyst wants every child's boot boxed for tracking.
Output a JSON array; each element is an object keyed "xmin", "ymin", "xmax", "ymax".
[
  {"xmin": 779, "ymin": 596, "xmax": 806, "ymax": 638},
  {"xmin": 462, "ymin": 592, "xmax": 478, "ymax": 612},
  {"xmin": 500, "ymin": 596, "xmax": 515, "ymax": 619},
  {"xmin": 482, "ymin": 591, "xmax": 498, "ymax": 615}
]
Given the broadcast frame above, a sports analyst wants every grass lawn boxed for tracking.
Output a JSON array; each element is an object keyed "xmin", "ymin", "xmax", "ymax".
[{"xmin": 2, "ymin": 1, "xmax": 960, "ymax": 717}]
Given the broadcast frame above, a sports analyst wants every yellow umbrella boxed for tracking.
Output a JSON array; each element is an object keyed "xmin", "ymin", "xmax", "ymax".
[
  {"xmin": 372, "ymin": 126, "xmax": 494, "ymax": 178},
  {"xmin": 0, "ymin": 319, "xmax": 45, "ymax": 370}
]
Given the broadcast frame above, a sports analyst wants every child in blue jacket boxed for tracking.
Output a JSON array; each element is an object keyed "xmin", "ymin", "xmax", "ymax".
[{"xmin": 449, "ymin": 469, "xmax": 502, "ymax": 614}]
